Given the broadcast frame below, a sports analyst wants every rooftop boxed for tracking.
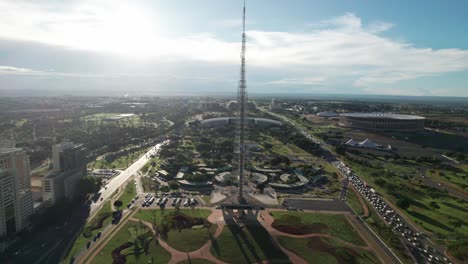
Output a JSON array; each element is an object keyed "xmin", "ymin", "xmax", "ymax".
[{"xmin": 340, "ymin": 112, "xmax": 425, "ymax": 120}]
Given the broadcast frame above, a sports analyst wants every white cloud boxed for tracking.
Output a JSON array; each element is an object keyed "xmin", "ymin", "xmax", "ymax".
[
  {"xmin": 0, "ymin": 66, "xmax": 34, "ymax": 73},
  {"xmin": 0, "ymin": 1, "xmax": 467, "ymax": 93},
  {"xmin": 266, "ymin": 77, "xmax": 326, "ymax": 85}
]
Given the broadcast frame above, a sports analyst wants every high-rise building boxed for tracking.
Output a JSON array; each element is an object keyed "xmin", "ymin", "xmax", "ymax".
[
  {"xmin": 43, "ymin": 142, "xmax": 86, "ymax": 206},
  {"xmin": 0, "ymin": 148, "xmax": 34, "ymax": 237}
]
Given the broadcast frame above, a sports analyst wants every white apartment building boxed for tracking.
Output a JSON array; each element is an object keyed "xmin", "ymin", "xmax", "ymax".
[
  {"xmin": 0, "ymin": 148, "xmax": 34, "ymax": 236},
  {"xmin": 43, "ymin": 143, "xmax": 86, "ymax": 206}
]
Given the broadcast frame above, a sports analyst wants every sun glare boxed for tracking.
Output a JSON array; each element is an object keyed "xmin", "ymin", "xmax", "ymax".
[{"xmin": 64, "ymin": 3, "xmax": 159, "ymax": 58}]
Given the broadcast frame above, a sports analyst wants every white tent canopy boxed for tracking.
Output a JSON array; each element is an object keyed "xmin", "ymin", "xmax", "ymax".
[
  {"xmin": 358, "ymin": 139, "xmax": 380, "ymax": 148},
  {"xmin": 345, "ymin": 139, "xmax": 359, "ymax": 146}
]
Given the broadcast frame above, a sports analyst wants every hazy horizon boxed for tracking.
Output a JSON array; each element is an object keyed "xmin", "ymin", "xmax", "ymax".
[{"xmin": 1, "ymin": 0, "xmax": 468, "ymax": 97}]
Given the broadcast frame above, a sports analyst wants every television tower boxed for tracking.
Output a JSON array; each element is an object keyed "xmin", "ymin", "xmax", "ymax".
[{"xmin": 237, "ymin": 0, "xmax": 247, "ymax": 202}]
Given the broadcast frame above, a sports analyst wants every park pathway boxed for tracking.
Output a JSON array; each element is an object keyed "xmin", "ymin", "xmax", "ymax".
[
  {"xmin": 257, "ymin": 210, "xmax": 388, "ymax": 264},
  {"xmin": 134, "ymin": 208, "xmax": 227, "ymax": 264},
  {"xmin": 84, "ymin": 209, "xmax": 138, "ymax": 264}
]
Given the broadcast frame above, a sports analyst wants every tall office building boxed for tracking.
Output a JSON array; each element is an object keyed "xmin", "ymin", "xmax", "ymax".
[
  {"xmin": 43, "ymin": 142, "xmax": 86, "ymax": 206},
  {"xmin": 0, "ymin": 148, "xmax": 34, "ymax": 237}
]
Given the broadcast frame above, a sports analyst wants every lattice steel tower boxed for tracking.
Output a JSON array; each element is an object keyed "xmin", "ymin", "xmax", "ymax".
[{"xmin": 236, "ymin": 0, "xmax": 248, "ymax": 202}]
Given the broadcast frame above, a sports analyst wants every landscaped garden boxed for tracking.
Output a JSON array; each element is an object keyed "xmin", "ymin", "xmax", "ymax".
[
  {"xmin": 346, "ymin": 188, "xmax": 365, "ymax": 215},
  {"xmin": 91, "ymin": 221, "xmax": 171, "ymax": 264},
  {"xmin": 63, "ymin": 201, "xmax": 113, "ymax": 264},
  {"xmin": 134, "ymin": 209, "xmax": 215, "ymax": 251},
  {"xmin": 116, "ymin": 179, "xmax": 137, "ymax": 208},
  {"xmin": 270, "ymin": 211, "xmax": 366, "ymax": 246},
  {"xmin": 277, "ymin": 236, "xmax": 380, "ymax": 264},
  {"xmin": 210, "ymin": 223, "xmax": 290, "ymax": 263}
]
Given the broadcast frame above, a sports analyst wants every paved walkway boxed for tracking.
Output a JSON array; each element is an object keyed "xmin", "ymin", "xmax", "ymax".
[
  {"xmin": 134, "ymin": 208, "xmax": 226, "ymax": 264},
  {"xmin": 257, "ymin": 210, "xmax": 390, "ymax": 264}
]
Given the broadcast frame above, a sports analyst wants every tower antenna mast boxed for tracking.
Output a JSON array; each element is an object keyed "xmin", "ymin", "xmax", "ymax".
[{"xmin": 237, "ymin": 0, "xmax": 247, "ymax": 202}]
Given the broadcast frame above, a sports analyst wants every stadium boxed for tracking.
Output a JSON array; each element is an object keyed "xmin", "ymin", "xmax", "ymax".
[{"xmin": 339, "ymin": 113, "xmax": 425, "ymax": 131}]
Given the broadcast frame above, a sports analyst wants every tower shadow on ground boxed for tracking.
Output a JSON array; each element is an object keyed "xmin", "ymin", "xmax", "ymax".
[{"xmin": 220, "ymin": 208, "xmax": 291, "ymax": 264}]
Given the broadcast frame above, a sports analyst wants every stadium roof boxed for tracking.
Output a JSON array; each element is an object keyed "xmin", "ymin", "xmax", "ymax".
[{"xmin": 340, "ymin": 112, "xmax": 425, "ymax": 120}]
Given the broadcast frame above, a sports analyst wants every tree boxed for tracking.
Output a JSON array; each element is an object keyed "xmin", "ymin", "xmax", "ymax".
[
  {"xmin": 335, "ymin": 145, "xmax": 346, "ymax": 155},
  {"xmin": 264, "ymin": 143, "xmax": 273, "ymax": 150},
  {"xmin": 114, "ymin": 200, "xmax": 123, "ymax": 209},
  {"xmin": 397, "ymin": 198, "xmax": 410, "ymax": 210},
  {"xmin": 430, "ymin": 201, "xmax": 440, "ymax": 209},
  {"xmin": 168, "ymin": 181, "xmax": 180, "ymax": 190},
  {"xmin": 160, "ymin": 185, "xmax": 170, "ymax": 192},
  {"xmin": 78, "ymin": 176, "xmax": 102, "ymax": 195}
]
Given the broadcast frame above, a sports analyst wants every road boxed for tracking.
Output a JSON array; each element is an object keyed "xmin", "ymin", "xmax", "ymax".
[
  {"xmin": 263, "ymin": 110, "xmax": 451, "ymax": 263},
  {"xmin": 89, "ymin": 141, "xmax": 167, "ymax": 216}
]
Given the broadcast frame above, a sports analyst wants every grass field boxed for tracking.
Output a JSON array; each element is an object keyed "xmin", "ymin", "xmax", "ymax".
[
  {"xmin": 134, "ymin": 209, "xmax": 214, "ymax": 251},
  {"xmin": 81, "ymin": 113, "xmax": 144, "ymax": 127},
  {"xmin": 91, "ymin": 221, "xmax": 171, "ymax": 264},
  {"xmin": 210, "ymin": 224, "xmax": 290, "ymax": 263},
  {"xmin": 346, "ymin": 157, "xmax": 468, "ymax": 236},
  {"xmin": 63, "ymin": 201, "xmax": 113, "ymax": 264},
  {"xmin": 270, "ymin": 211, "xmax": 366, "ymax": 246},
  {"xmin": 165, "ymin": 224, "xmax": 218, "ymax": 252},
  {"xmin": 427, "ymin": 168, "xmax": 467, "ymax": 192},
  {"xmin": 88, "ymin": 147, "xmax": 148, "ymax": 169},
  {"xmin": 177, "ymin": 259, "xmax": 214, "ymax": 264},
  {"xmin": 117, "ymin": 179, "xmax": 137, "ymax": 207},
  {"xmin": 346, "ymin": 189, "xmax": 364, "ymax": 215},
  {"xmin": 278, "ymin": 236, "xmax": 380, "ymax": 264},
  {"xmin": 134, "ymin": 209, "xmax": 212, "ymax": 223}
]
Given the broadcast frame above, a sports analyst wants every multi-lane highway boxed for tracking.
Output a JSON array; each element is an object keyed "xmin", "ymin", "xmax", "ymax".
[
  {"xmin": 89, "ymin": 141, "xmax": 167, "ymax": 216},
  {"xmin": 263, "ymin": 109, "xmax": 454, "ymax": 264}
]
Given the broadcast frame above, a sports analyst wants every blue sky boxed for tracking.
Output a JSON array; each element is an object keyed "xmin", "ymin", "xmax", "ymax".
[{"xmin": 0, "ymin": 0, "xmax": 467, "ymax": 97}]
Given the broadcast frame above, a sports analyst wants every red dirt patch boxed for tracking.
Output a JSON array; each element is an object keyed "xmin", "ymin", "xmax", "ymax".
[
  {"xmin": 272, "ymin": 223, "xmax": 328, "ymax": 235},
  {"xmin": 111, "ymin": 242, "xmax": 133, "ymax": 264}
]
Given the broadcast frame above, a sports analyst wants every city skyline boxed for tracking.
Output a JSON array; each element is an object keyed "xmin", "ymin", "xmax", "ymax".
[{"xmin": 0, "ymin": 0, "xmax": 468, "ymax": 97}]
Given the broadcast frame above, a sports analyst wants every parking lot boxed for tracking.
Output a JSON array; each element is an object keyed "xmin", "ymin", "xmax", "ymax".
[{"xmin": 129, "ymin": 192, "xmax": 202, "ymax": 210}]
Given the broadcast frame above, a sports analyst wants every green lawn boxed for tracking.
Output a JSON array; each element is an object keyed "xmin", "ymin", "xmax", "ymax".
[
  {"xmin": 91, "ymin": 221, "xmax": 171, "ymax": 264},
  {"xmin": 63, "ymin": 201, "xmax": 113, "ymax": 264},
  {"xmin": 210, "ymin": 224, "xmax": 290, "ymax": 263},
  {"xmin": 88, "ymin": 147, "xmax": 148, "ymax": 170},
  {"xmin": 141, "ymin": 176, "xmax": 158, "ymax": 192},
  {"xmin": 345, "ymin": 157, "xmax": 468, "ymax": 236},
  {"xmin": 177, "ymin": 259, "xmax": 214, "ymax": 264},
  {"xmin": 117, "ymin": 179, "xmax": 137, "ymax": 207},
  {"xmin": 427, "ymin": 168, "xmax": 467, "ymax": 192},
  {"xmin": 346, "ymin": 189, "xmax": 364, "ymax": 215},
  {"xmin": 134, "ymin": 209, "xmax": 212, "ymax": 223},
  {"xmin": 134, "ymin": 209, "xmax": 214, "ymax": 251},
  {"xmin": 166, "ymin": 224, "xmax": 218, "ymax": 252},
  {"xmin": 277, "ymin": 236, "xmax": 380, "ymax": 264},
  {"xmin": 270, "ymin": 211, "xmax": 366, "ymax": 246}
]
